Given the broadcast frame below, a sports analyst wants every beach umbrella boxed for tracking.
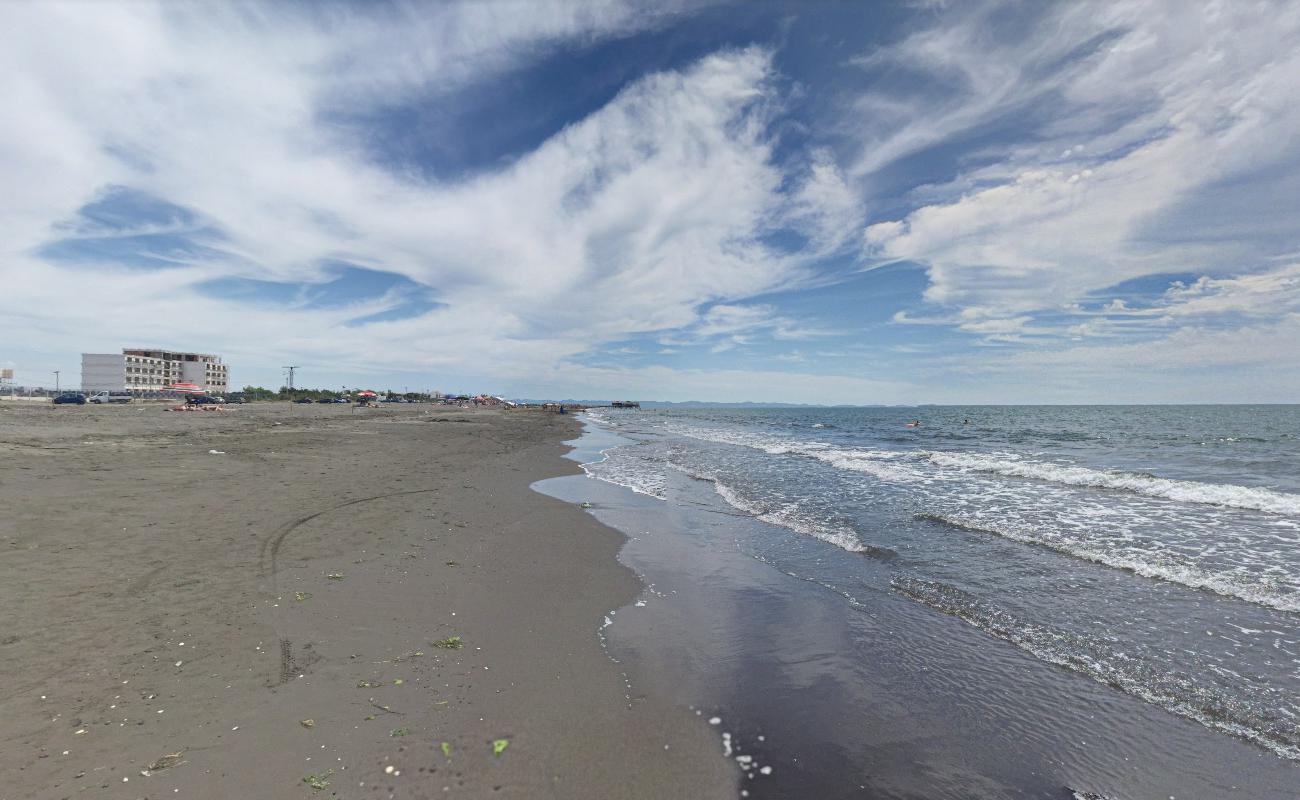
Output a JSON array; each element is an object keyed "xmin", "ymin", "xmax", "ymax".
[
  {"xmin": 169, "ymin": 382, "xmax": 205, "ymax": 394},
  {"xmin": 356, "ymin": 390, "xmax": 377, "ymax": 398}
]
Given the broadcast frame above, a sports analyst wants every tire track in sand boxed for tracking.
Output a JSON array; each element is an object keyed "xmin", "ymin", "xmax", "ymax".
[{"xmin": 257, "ymin": 488, "xmax": 439, "ymax": 685}]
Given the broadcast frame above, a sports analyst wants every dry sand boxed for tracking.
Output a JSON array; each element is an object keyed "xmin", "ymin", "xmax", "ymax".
[{"xmin": 0, "ymin": 401, "xmax": 735, "ymax": 799}]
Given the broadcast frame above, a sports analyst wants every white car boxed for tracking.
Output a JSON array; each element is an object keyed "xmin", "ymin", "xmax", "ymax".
[{"xmin": 88, "ymin": 390, "xmax": 133, "ymax": 404}]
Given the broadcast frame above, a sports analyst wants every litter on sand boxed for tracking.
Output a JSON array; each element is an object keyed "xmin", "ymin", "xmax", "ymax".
[
  {"xmin": 143, "ymin": 750, "xmax": 186, "ymax": 774},
  {"xmin": 492, "ymin": 739, "xmax": 509, "ymax": 757}
]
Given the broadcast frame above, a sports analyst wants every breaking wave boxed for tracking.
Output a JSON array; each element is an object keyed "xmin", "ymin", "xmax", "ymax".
[
  {"xmin": 579, "ymin": 445, "xmax": 667, "ymax": 500},
  {"xmin": 638, "ymin": 419, "xmax": 1300, "ymax": 516},
  {"xmin": 919, "ymin": 451, "xmax": 1300, "ymax": 516},
  {"xmin": 913, "ymin": 512, "xmax": 1300, "ymax": 613}
]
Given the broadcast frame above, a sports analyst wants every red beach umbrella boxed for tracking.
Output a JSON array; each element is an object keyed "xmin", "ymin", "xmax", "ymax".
[
  {"xmin": 169, "ymin": 382, "xmax": 205, "ymax": 394},
  {"xmin": 356, "ymin": 390, "xmax": 377, "ymax": 398}
]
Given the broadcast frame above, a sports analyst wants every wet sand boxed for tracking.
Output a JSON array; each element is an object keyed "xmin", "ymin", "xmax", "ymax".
[{"xmin": 0, "ymin": 401, "xmax": 734, "ymax": 799}]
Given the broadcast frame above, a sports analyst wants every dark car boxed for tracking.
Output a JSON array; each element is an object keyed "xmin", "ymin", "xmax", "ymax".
[
  {"xmin": 225, "ymin": 393, "xmax": 248, "ymax": 404},
  {"xmin": 53, "ymin": 393, "xmax": 86, "ymax": 405},
  {"xmin": 316, "ymin": 397, "xmax": 335, "ymax": 404},
  {"xmin": 187, "ymin": 395, "xmax": 221, "ymax": 405},
  {"xmin": 294, "ymin": 397, "xmax": 314, "ymax": 404}
]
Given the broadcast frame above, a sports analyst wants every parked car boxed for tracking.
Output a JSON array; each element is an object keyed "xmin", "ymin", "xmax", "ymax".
[
  {"xmin": 331, "ymin": 397, "xmax": 348, "ymax": 404},
  {"xmin": 187, "ymin": 395, "xmax": 221, "ymax": 405},
  {"xmin": 88, "ymin": 390, "xmax": 132, "ymax": 404},
  {"xmin": 226, "ymin": 393, "xmax": 248, "ymax": 404},
  {"xmin": 316, "ymin": 397, "xmax": 334, "ymax": 404},
  {"xmin": 294, "ymin": 397, "xmax": 314, "ymax": 404},
  {"xmin": 53, "ymin": 392, "xmax": 86, "ymax": 405}
]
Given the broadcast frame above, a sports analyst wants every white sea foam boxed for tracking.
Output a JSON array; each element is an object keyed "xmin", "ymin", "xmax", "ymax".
[
  {"xmin": 920, "ymin": 450, "xmax": 1300, "ymax": 515},
  {"xmin": 647, "ymin": 418, "xmax": 1300, "ymax": 516},
  {"xmin": 711, "ymin": 481, "xmax": 869, "ymax": 554},
  {"xmin": 915, "ymin": 512, "xmax": 1300, "ymax": 614},
  {"xmin": 580, "ymin": 445, "xmax": 667, "ymax": 500}
]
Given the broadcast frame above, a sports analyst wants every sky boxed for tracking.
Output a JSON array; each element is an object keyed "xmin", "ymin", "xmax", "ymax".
[{"xmin": 2, "ymin": 0, "xmax": 1299, "ymax": 404}]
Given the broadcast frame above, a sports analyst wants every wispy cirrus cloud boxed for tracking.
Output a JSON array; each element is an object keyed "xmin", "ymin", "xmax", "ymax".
[
  {"xmin": 857, "ymin": 0, "xmax": 1300, "ymax": 357},
  {"xmin": 4, "ymin": 0, "xmax": 1298, "ymax": 403},
  {"xmin": 0, "ymin": 1, "xmax": 861, "ymax": 398}
]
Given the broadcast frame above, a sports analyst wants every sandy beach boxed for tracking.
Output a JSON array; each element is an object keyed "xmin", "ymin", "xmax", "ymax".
[{"xmin": 0, "ymin": 401, "xmax": 734, "ymax": 799}]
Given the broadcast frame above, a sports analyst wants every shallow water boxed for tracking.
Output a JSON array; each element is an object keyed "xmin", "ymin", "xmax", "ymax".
[{"xmin": 536, "ymin": 406, "xmax": 1300, "ymax": 799}]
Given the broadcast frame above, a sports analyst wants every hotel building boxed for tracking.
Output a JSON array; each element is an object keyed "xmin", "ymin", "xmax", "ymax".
[{"xmin": 81, "ymin": 348, "xmax": 230, "ymax": 395}]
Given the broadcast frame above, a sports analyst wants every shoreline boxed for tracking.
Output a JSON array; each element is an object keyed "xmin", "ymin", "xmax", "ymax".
[
  {"xmin": 0, "ymin": 402, "xmax": 735, "ymax": 799},
  {"xmin": 551, "ymin": 411, "xmax": 1300, "ymax": 800}
]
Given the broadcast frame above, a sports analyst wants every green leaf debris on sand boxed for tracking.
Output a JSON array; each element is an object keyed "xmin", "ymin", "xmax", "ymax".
[
  {"xmin": 441, "ymin": 742, "xmax": 452, "ymax": 758},
  {"xmin": 294, "ymin": 591, "xmax": 311, "ymax": 601},
  {"xmin": 433, "ymin": 635, "xmax": 463, "ymax": 649},
  {"xmin": 390, "ymin": 727, "xmax": 408, "ymax": 737},
  {"xmin": 325, "ymin": 572, "xmax": 345, "ymax": 580},
  {"xmin": 356, "ymin": 680, "xmax": 383, "ymax": 688},
  {"xmin": 492, "ymin": 739, "xmax": 509, "ymax": 757},
  {"xmin": 302, "ymin": 770, "xmax": 333, "ymax": 791}
]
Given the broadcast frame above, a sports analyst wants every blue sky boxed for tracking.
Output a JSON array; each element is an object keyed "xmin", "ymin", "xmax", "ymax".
[{"xmin": 3, "ymin": 0, "xmax": 1299, "ymax": 403}]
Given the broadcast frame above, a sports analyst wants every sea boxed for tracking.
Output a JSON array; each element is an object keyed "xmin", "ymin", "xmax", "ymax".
[{"xmin": 536, "ymin": 405, "xmax": 1300, "ymax": 799}]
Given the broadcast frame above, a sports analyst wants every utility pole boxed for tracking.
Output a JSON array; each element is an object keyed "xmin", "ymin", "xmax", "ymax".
[
  {"xmin": 283, "ymin": 366, "xmax": 300, "ymax": 391},
  {"xmin": 53, "ymin": 370, "xmax": 60, "ymax": 393}
]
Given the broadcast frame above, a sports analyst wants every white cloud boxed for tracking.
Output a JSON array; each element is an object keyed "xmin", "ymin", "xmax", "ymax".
[
  {"xmin": 0, "ymin": 2, "xmax": 859, "ymax": 394},
  {"xmin": 859, "ymin": 0, "xmax": 1300, "ymax": 334}
]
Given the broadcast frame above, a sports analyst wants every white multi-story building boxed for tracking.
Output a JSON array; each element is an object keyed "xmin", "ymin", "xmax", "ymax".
[{"xmin": 81, "ymin": 348, "xmax": 230, "ymax": 395}]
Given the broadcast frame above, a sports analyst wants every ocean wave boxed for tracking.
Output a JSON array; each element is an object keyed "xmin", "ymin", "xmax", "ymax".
[
  {"xmin": 717, "ymin": 483, "xmax": 897, "ymax": 557},
  {"xmin": 912, "ymin": 513, "xmax": 1300, "ymax": 613},
  {"xmin": 664, "ymin": 464, "xmax": 895, "ymax": 558},
  {"xmin": 892, "ymin": 576, "xmax": 1300, "ymax": 761},
  {"xmin": 919, "ymin": 451, "xmax": 1300, "ymax": 516},
  {"xmin": 628, "ymin": 416, "xmax": 1300, "ymax": 516},
  {"xmin": 580, "ymin": 446, "xmax": 667, "ymax": 500}
]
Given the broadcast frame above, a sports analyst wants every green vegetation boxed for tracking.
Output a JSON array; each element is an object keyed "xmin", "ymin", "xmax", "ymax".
[{"xmin": 433, "ymin": 636, "xmax": 463, "ymax": 649}]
